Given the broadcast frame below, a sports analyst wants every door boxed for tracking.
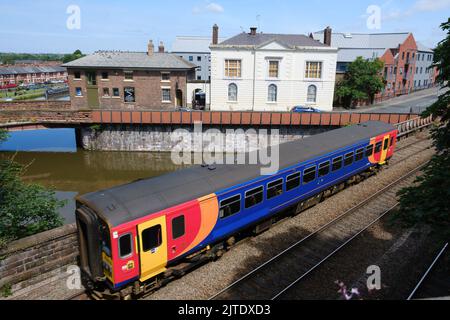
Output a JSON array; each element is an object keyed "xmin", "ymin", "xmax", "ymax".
[
  {"xmin": 86, "ymin": 71, "xmax": 99, "ymax": 108},
  {"xmin": 137, "ymin": 216, "xmax": 168, "ymax": 282},
  {"xmin": 176, "ymin": 89, "xmax": 183, "ymax": 107},
  {"xmin": 380, "ymin": 136, "xmax": 390, "ymax": 165}
]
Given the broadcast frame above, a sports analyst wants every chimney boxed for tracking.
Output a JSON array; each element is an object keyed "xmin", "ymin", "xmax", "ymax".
[
  {"xmin": 147, "ymin": 40, "xmax": 154, "ymax": 56},
  {"xmin": 212, "ymin": 24, "xmax": 219, "ymax": 45},
  {"xmin": 324, "ymin": 26, "xmax": 332, "ymax": 46},
  {"xmin": 158, "ymin": 41, "xmax": 165, "ymax": 53},
  {"xmin": 250, "ymin": 27, "xmax": 257, "ymax": 36}
]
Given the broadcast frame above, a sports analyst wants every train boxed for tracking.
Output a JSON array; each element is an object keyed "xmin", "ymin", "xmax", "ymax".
[{"xmin": 75, "ymin": 121, "xmax": 398, "ymax": 299}]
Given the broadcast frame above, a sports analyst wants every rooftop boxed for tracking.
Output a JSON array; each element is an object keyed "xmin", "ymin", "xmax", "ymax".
[
  {"xmin": 172, "ymin": 36, "xmax": 227, "ymax": 53},
  {"xmin": 0, "ymin": 65, "xmax": 66, "ymax": 75},
  {"xmin": 62, "ymin": 51, "xmax": 197, "ymax": 70}
]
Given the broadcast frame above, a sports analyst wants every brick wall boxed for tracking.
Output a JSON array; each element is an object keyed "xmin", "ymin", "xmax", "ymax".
[
  {"xmin": 0, "ymin": 224, "xmax": 78, "ymax": 292},
  {"xmin": 0, "ymin": 101, "xmax": 72, "ymax": 110},
  {"xmin": 0, "ymin": 110, "xmax": 93, "ymax": 124}
]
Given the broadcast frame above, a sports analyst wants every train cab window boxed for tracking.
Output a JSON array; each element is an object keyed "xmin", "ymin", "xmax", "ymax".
[
  {"xmin": 286, "ymin": 172, "xmax": 301, "ymax": 191},
  {"xmin": 172, "ymin": 216, "xmax": 185, "ymax": 240},
  {"xmin": 267, "ymin": 178, "xmax": 284, "ymax": 199},
  {"xmin": 245, "ymin": 186, "xmax": 264, "ymax": 209},
  {"xmin": 332, "ymin": 157, "xmax": 343, "ymax": 172},
  {"xmin": 303, "ymin": 166, "xmax": 316, "ymax": 184},
  {"xmin": 365, "ymin": 145, "xmax": 374, "ymax": 157},
  {"xmin": 344, "ymin": 152, "xmax": 354, "ymax": 166},
  {"xmin": 219, "ymin": 195, "xmax": 241, "ymax": 218},
  {"xmin": 118, "ymin": 233, "xmax": 133, "ymax": 259},
  {"xmin": 383, "ymin": 139, "xmax": 389, "ymax": 150},
  {"xmin": 355, "ymin": 148, "xmax": 364, "ymax": 161},
  {"xmin": 375, "ymin": 142, "xmax": 383, "ymax": 153},
  {"xmin": 318, "ymin": 161, "xmax": 330, "ymax": 177},
  {"xmin": 142, "ymin": 225, "xmax": 162, "ymax": 252}
]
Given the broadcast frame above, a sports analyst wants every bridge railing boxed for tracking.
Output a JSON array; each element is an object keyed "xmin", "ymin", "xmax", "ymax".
[{"xmin": 397, "ymin": 115, "xmax": 434, "ymax": 137}]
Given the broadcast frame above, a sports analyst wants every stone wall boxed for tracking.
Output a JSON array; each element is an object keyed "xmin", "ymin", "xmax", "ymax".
[
  {"xmin": 0, "ymin": 101, "xmax": 72, "ymax": 110},
  {"xmin": 0, "ymin": 110, "xmax": 92, "ymax": 124},
  {"xmin": 79, "ymin": 124, "xmax": 331, "ymax": 152},
  {"xmin": 0, "ymin": 224, "xmax": 78, "ymax": 293}
]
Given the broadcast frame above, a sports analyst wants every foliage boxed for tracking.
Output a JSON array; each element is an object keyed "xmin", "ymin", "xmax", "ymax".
[
  {"xmin": 335, "ymin": 57, "xmax": 385, "ymax": 108},
  {"xmin": 396, "ymin": 18, "xmax": 450, "ymax": 228},
  {"xmin": 0, "ymin": 53, "xmax": 65, "ymax": 65},
  {"xmin": 0, "ymin": 129, "xmax": 8, "ymax": 143},
  {"xmin": 1, "ymin": 284, "xmax": 12, "ymax": 298},
  {"xmin": 0, "ymin": 132, "xmax": 64, "ymax": 245},
  {"xmin": 62, "ymin": 50, "xmax": 85, "ymax": 63}
]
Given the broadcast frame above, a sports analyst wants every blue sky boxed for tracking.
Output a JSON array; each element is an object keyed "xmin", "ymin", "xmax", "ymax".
[{"xmin": 0, "ymin": 0, "xmax": 449, "ymax": 53}]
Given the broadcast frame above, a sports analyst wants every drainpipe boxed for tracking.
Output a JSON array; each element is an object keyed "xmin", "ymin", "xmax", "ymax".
[{"xmin": 252, "ymin": 48, "xmax": 256, "ymax": 111}]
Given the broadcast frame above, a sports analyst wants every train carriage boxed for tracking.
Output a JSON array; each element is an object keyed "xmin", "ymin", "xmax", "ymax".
[{"xmin": 75, "ymin": 121, "xmax": 397, "ymax": 299}]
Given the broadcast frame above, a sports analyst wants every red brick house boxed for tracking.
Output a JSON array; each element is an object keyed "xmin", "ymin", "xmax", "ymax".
[{"xmin": 63, "ymin": 41, "xmax": 197, "ymax": 109}]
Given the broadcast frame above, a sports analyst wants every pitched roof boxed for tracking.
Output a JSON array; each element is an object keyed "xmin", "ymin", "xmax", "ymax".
[
  {"xmin": 0, "ymin": 65, "xmax": 66, "ymax": 75},
  {"xmin": 417, "ymin": 42, "xmax": 433, "ymax": 53},
  {"xmin": 216, "ymin": 32, "xmax": 328, "ymax": 49},
  {"xmin": 313, "ymin": 31, "xmax": 411, "ymax": 50},
  {"xmin": 62, "ymin": 51, "xmax": 197, "ymax": 70},
  {"xmin": 172, "ymin": 36, "xmax": 227, "ymax": 53}
]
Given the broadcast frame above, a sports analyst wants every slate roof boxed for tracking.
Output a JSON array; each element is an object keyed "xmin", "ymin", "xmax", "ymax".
[
  {"xmin": 172, "ymin": 36, "xmax": 227, "ymax": 53},
  {"xmin": 417, "ymin": 42, "xmax": 433, "ymax": 53},
  {"xmin": 216, "ymin": 33, "xmax": 328, "ymax": 48},
  {"xmin": 62, "ymin": 51, "xmax": 197, "ymax": 70},
  {"xmin": 0, "ymin": 66, "xmax": 66, "ymax": 75},
  {"xmin": 77, "ymin": 121, "xmax": 396, "ymax": 227},
  {"xmin": 313, "ymin": 31, "xmax": 411, "ymax": 50}
]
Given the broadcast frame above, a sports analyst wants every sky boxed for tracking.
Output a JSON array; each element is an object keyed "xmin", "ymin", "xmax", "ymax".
[{"xmin": 0, "ymin": 0, "xmax": 449, "ymax": 54}]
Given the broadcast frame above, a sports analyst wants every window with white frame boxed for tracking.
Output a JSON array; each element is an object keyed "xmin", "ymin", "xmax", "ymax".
[
  {"xmin": 225, "ymin": 60, "xmax": 241, "ymax": 78},
  {"xmin": 307, "ymin": 85, "xmax": 317, "ymax": 103},
  {"xmin": 268, "ymin": 84, "xmax": 277, "ymax": 102},
  {"xmin": 268, "ymin": 60, "xmax": 279, "ymax": 78},
  {"xmin": 228, "ymin": 83, "xmax": 238, "ymax": 102},
  {"xmin": 305, "ymin": 61, "xmax": 322, "ymax": 79}
]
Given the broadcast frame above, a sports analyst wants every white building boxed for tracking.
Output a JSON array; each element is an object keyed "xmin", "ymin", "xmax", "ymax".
[{"xmin": 210, "ymin": 28, "xmax": 338, "ymax": 112}]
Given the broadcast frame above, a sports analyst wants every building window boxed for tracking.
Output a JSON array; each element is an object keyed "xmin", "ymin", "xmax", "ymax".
[
  {"xmin": 161, "ymin": 72, "xmax": 170, "ymax": 81},
  {"xmin": 101, "ymin": 72, "xmax": 108, "ymax": 80},
  {"xmin": 228, "ymin": 83, "xmax": 238, "ymax": 102},
  {"xmin": 307, "ymin": 85, "xmax": 317, "ymax": 103},
  {"xmin": 113, "ymin": 88, "xmax": 120, "ymax": 97},
  {"xmin": 74, "ymin": 72, "xmax": 81, "ymax": 79},
  {"xmin": 197, "ymin": 76, "xmax": 202, "ymax": 80},
  {"xmin": 197, "ymin": 56, "xmax": 202, "ymax": 62},
  {"xmin": 268, "ymin": 84, "xmax": 277, "ymax": 102},
  {"xmin": 162, "ymin": 88, "xmax": 171, "ymax": 102},
  {"xmin": 102, "ymin": 88, "xmax": 110, "ymax": 97},
  {"xmin": 124, "ymin": 71, "xmax": 133, "ymax": 80},
  {"xmin": 189, "ymin": 56, "xmax": 193, "ymax": 61},
  {"xmin": 305, "ymin": 61, "xmax": 322, "ymax": 79},
  {"xmin": 124, "ymin": 87, "xmax": 135, "ymax": 103},
  {"xmin": 197, "ymin": 66, "xmax": 202, "ymax": 72},
  {"xmin": 225, "ymin": 60, "xmax": 241, "ymax": 78},
  {"xmin": 142, "ymin": 225, "xmax": 162, "ymax": 252},
  {"xmin": 269, "ymin": 60, "xmax": 279, "ymax": 78},
  {"xmin": 75, "ymin": 87, "xmax": 82, "ymax": 96}
]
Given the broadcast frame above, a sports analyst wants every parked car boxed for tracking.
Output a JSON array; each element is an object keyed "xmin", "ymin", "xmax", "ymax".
[
  {"xmin": 291, "ymin": 106, "xmax": 321, "ymax": 113},
  {"xmin": 177, "ymin": 106, "xmax": 192, "ymax": 112}
]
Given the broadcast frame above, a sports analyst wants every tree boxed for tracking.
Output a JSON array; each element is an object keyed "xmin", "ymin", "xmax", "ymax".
[
  {"xmin": 62, "ymin": 49, "xmax": 85, "ymax": 63},
  {"xmin": 396, "ymin": 18, "xmax": 450, "ymax": 228},
  {"xmin": 0, "ymin": 129, "xmax": 64, "ymax": 246},
  {"xmin": 335, "ymin": 57, "xmax": 385, "ymax": 108}
]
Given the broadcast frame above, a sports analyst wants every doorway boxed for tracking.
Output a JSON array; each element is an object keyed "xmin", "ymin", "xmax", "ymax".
[
  {"xmin": 86, "ymin": 71, "xmax": 99, "ymax": 108},
  {"xmin": 176, "ymin": 89, "xmax": 183, "ymax": 107}
]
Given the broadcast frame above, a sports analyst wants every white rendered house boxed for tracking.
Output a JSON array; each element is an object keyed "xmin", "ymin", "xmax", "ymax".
[{"xmin": 210, "ymin": 28, "xmax": 338, "ymax": 112}]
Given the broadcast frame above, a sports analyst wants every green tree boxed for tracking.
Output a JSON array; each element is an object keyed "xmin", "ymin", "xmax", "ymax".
[
  {"xmin": 0, "ymin": 129, "xmax": 64, "ymax": 246},
  {"xmin": 62, "ymin": 49, "xmax": 85, "ymax": 63},
  {"xmin": 396, "ymin": 18, "xmax": 450, "ymax": 228},
  {"xmin": 335, "ymin": 57, "xmax": 385, "ymax": 108}
]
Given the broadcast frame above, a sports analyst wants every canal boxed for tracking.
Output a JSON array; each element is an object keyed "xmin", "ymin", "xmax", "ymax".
[{"xmin": 0, "ymin": 129, "xmax": 184, "ymax": 224}]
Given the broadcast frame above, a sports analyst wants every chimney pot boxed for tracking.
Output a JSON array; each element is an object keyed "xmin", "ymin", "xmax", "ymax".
[
  {"xmin": 212, "ymin": 24, "xmax": 219, "ymax": 45},
  {"xmin": 250, "ymin": 27, "xmax": 257, "ymax": 36},
  {"xmin": 147, "ymin": 40, "xmax": 154, "ymax": 56},
  {"xmin": 158, "ymin": 41, "xmax": 165, "ymax": 53}
]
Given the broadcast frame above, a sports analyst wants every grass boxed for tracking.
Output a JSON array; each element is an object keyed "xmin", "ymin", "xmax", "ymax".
[{"xmin": 0, "ymin": 89, "xmax": 45, "ymax": 100}]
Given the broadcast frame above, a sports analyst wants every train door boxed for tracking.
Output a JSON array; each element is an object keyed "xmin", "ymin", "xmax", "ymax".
[
  {"xmin": 137, "ymin": 216, "xmax": 168, "ymax": 282},
  {"xmin": 380, "ymin": 136, "xmax": 390, "ymax": 164}
]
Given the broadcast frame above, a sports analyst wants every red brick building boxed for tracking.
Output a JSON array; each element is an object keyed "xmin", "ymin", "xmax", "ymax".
[
  {"xmin": 63, "ymin": 41, "xmax": 197, "ymax": 109},
  {"xmin": 0, "ymin": 65, "xmax": 67, "ymax": 87}
]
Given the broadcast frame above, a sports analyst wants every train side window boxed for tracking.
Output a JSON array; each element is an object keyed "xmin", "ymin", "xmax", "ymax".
[
  {"xmin": 286, "ymin": 172, "xmax": 301, "ymax": 191},
  {"xmin": 318, "ymin": 161, "xmax": 330, "ymax": 177},
  {"xmin": 303, "ymin": 166, "xmax": 316, "ymax": 184},
  {"xmin": 355, "ymin": 148, "xmax": 364, "ymax": 161},
  {"xmin": 245, "ymin": 186, "xmax": 264, "ymax": 209},
  {"xmin": 344, "ymin": 152, "xmax": 354, "ymax": 166},
  {"xmin": 332, "ymin": 156, "xmax": 343, "ymax": 172},
  {"xmin": 365, "ymin": 145, "xmax": 374, "ymax": 157},
  {"xmin": 118, "ymin": 233, "xmax": 133, "ymax": 259},
  {"xmin": 375, "ymin": 141, "xmax": 382, "ymax": 153},
  {"xmin": 172, "ymin": 215, "xmax": 185, "ymax": 240},
  {"xmin": 142, "ymin": 225, "xmax": 162, "ymax": 252},
  {"xmin": 219, "ymin": 195, "xmax": 241, "ymax": 218},
  {"xmin": 267, "ymin": 178, "xmax": 284, "ymax": 199},
  {"xmin": 383, "ymin": 139, "xmax": 389, "ymax": 150}
]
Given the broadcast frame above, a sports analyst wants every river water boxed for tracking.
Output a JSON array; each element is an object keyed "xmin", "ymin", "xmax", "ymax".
[{"xmin": 0, "ymin": 129, "xmax": 184, "ymax": 224}]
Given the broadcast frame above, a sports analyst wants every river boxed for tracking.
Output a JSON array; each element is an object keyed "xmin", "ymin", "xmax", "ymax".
[{"xmin": 0, "ymin": 129, "xmax": 184, "ymax": 224}]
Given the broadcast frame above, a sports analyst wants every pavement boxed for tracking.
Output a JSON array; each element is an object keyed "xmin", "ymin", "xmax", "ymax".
[{"xmin": 334, "ymin": 87, "xmax": 442, "ymax": 114}]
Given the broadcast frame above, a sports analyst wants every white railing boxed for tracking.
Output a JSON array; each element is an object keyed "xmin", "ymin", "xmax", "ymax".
[{"xmin": 397, "ymin": 115, "xmax": 434, "ymax": 137}]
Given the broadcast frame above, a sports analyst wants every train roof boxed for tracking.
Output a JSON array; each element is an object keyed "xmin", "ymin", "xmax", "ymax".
[{"xmin": 77, "ymin": 121, "xmax": 396, "ymax": 227}]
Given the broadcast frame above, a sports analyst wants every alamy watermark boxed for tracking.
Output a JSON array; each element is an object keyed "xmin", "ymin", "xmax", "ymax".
[
  {"xmin": 66, "ymin": 5, "xmax": 81, "ymax": 30},
  {"xmin": 170, "ymin": 122, "xmax": 280, "ymax": 175},
  {"xmin": 366, "ymin": 5, "xmax": 381, "ymax": 30}
]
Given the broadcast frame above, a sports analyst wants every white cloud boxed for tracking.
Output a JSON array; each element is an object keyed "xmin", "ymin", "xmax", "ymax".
[
  {"xmin": 206, "ymin": 3, "xmax": 224, "ymax": 13},
  {"xmin": 413, "ymin": 0, "xmax": 450, "ymax": 12}
]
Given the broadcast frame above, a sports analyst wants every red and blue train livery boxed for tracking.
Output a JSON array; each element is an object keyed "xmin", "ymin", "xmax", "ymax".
[{"xmin": 75, "ymin": 121, "xmax": 397, "ymax": 299}]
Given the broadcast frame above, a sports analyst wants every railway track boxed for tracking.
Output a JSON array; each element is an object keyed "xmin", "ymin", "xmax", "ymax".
[
  {"xmin": 66, "ymin": 291, "xmax": 90, "ymax": 300},
  {"xmin": 407, "ymin": 242, "xmax": 449, "ymax": 300},
  {"xmin": 209, "ymin": 162, "xmax": 428, "ymax": 300}
]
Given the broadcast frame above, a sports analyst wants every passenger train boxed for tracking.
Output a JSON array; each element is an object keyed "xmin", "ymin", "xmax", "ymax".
[{"xmin": 75, "ymin": 121, "xmax": 398, "ymax": 299}]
